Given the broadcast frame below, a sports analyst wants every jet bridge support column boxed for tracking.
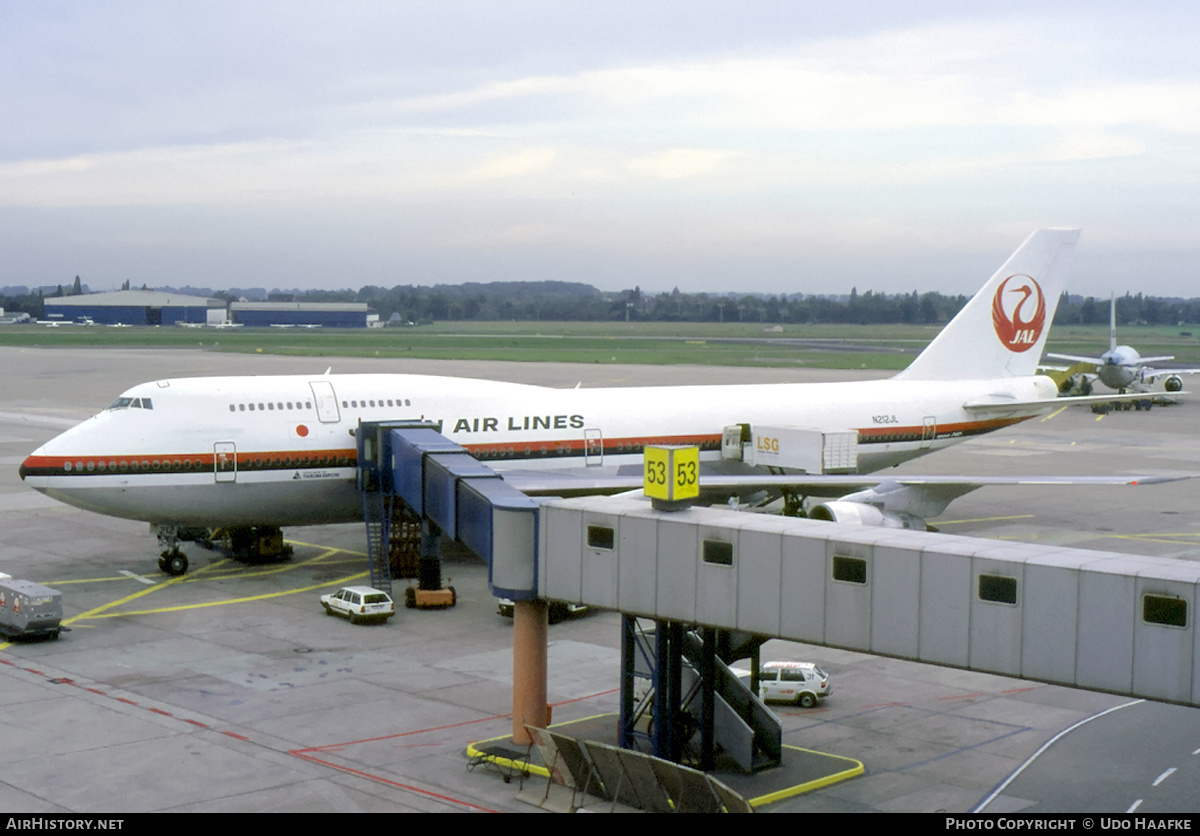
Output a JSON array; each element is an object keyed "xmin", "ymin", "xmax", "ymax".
[{"xmin": 512, "ymin": 599, "xmax": 548, "ymax": 745}]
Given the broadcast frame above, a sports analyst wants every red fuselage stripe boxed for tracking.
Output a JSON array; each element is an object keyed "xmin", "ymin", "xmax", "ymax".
[{"xmin": 20, "ymin": 417, "xmax": 1026, "ymax": 478}]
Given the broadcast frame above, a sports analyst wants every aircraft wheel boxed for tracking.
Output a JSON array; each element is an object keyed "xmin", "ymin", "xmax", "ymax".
[
  {"xmin": 165, "ymin": 552, "xmax": 189, "ymax": 576},
  {"xmin": 799, "ymin": 693, "xmax": 817, "ymax": 709},
  {"xmin": 157, "ymin": 556, "xmax": 169, "ymax": 572}
]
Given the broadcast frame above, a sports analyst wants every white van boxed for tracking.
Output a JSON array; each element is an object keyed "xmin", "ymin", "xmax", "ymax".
[{"xmin": 757, "ymin": 661, "xmax": 831, "ymax": 708}]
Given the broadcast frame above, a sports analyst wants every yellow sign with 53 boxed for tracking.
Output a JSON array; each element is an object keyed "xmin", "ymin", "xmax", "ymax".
[{"xmin": 643, "ymin": 445, "xmax": 700, "ymax": 503}]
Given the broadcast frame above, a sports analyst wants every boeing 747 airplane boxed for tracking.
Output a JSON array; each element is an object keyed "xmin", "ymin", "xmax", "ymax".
[{"xmin": 21, "ymin": 229, "xmax": 1176, "ymax": 575}]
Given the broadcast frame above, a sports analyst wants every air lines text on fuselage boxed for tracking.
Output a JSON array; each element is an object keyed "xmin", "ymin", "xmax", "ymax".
[{"xmin": 452, "ymin": 414, "xmax": 586, "ymax": 433}]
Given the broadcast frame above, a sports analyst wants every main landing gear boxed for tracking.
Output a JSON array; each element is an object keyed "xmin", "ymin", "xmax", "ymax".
[
  {"xmin": 152, "ymin": 525, "xmax": 190, "ymax": 576},
  {"xmin": 150, "ymin": 524, "xmax": 293, "ymax": 576}
]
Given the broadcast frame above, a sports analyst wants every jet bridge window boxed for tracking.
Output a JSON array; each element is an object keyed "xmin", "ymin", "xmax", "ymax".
[
  {"xmin": 832, "ymin": 555, "xmax": 868, "ymax": 585},
  {"xmin": 702, "ymin": 539, "xmax": 734, "ymax": 567},
  {"xmin": 978, "ymin": 574, "xmax": 1018, "ymax": 605},
  {"xmin": 1143, "ymin": 594, "xmax": 1188, "ymax": 628},
  {"xmin": 586, "ymin": 525, "xmax": 615, "ymax": 550}
]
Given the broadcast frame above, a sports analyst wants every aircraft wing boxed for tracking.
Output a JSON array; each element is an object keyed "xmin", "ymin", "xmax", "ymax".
[
  {"xmin": 499, "ymin": 469, "xmax": 1189, "ymax": 499},
  {"xmin": 1145, "ymin": 367, "xmax": 1200, "ymax": 381}
]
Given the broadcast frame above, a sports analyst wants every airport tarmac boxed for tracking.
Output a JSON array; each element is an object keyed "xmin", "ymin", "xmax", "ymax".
[{"xmin": 3, "ymin": 346, "xmax": 1200, "ymax": 813}]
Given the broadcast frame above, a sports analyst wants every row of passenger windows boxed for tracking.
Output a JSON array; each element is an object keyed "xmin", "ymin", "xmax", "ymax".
[
  {"xmin": 65, "ymin": 458, "xmax": 204, "ymax": 473},
  {"xmin": 342, "ymin": 398, "xmax": 411, "ymax": 409},
  {"xmin": 63, "ymin": 453, "xmax": 355, "ymax": 473},
  {"xmin": 230, "ymin": 401, "xmax": 313, "ymax": 412},
  {"xmin": 226, "ymin": 398, "xmax": 412, "ymax": 413}
]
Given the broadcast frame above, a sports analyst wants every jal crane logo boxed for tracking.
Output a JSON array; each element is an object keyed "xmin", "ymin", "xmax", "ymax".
[{"xmin": 991, "ymin": 274, "xmax": 1045, "ymax": 352}]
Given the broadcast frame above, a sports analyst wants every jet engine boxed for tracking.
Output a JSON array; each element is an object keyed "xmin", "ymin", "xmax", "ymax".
[
  {"xmin": 806, "ymin": 481, "xmax": 982, "ymax": 530},
  {"xmin": 808, "ymin": 501, "xmax": 926, "ymax": 529},
  {"xmin": 1165, "ymin": 375, "xmax": 1184, "ymax": 393}
]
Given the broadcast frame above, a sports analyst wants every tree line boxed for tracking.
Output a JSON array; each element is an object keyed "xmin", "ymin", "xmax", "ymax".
[{"xmin": 4, "ymin": 280, "xmax": 1200, "ymax": 327}]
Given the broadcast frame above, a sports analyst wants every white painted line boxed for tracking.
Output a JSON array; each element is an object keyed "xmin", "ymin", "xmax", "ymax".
[
  {"xmin": 119, "ymin": 569, "xmax": 157, "ymax": 586},
  {"xmin": 972, "ymin": 699, "xmax": 1145, "ymax": 813},
  {"xmin": 1127, "ymin": 799, "xmax": 1143, "ymax": 813},
  {"xmin": 1153, "ymin": 767, "xmax": 1176, "ymax": 786}
]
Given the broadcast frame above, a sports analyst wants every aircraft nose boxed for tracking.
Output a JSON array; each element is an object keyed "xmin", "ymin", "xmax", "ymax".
[
  {"xmin": 20, "ymin": 446, "xmax": 49, "ymax": 484},
  {"xmin": 20, "ymin": 451, "xmax": 37, "ymax": 482}
]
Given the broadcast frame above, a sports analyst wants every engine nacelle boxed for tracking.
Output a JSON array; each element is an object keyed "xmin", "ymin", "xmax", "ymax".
[
  {"xmin": 1165, "ymin": 375, "xmax": 1184, "ymax": 393},
  {"xmin": 808, "ymin": 501, "xmax": 926, "ymax": 529}
]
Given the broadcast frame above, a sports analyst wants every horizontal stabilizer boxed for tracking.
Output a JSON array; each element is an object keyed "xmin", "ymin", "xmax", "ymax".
[{"xmin": 964, "ymin": 390, "xmax": 1188, "ymax": 415}]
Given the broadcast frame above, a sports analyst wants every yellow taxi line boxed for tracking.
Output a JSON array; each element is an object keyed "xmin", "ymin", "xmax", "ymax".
[{"xmin": 80, "ymin": 571, "xmax": 370, "ymax": 618}]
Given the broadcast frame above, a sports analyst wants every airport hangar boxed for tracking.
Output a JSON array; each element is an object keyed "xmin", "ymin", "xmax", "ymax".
[
  {"xmin": 44, "ymin": 292, "xmax": 374, "ymax": 328},
  {"xmin": 43, "ymin": 290, "xmax": 226, "ymax": 326},
  {"xmin": 229, "ymin": 301, "xmax": 374, "ymax": 328}
]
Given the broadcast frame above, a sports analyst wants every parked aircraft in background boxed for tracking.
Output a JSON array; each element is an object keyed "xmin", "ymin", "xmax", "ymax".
[
  {"xmin": 1048, "ymin": 293, "xmax": 1200, "ymax": 395},
  {"xmin": 20, "ymin": 229, "xmax": 1181, "ymax": 575}
]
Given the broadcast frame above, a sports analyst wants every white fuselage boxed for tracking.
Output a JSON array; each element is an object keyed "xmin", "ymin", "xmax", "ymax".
[
  {"xmin": 1097, "ymin": 346, "xmax": 1142, "ymax": 390},
  {"xmin": 20, "ymin": 371, "xmax": 1057, "ymax": 528}
]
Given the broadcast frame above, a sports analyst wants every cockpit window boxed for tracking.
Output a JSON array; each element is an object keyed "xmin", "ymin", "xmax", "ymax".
[{"xmin": 106, "ymin": 397, "xmax": 154, "ymax": 411}]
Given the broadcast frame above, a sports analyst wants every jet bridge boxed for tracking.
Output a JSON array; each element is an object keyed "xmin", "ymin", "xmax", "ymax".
[{"xmin": 358, "ymin": 420, "xmax": 1200, "ymax": 775}]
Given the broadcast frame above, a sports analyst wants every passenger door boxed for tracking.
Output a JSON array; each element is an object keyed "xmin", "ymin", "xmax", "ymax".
[
  {"xmin": 214, "ymin": 442, "xmax": 237, "ymax": 483},
  {"xmin": 308, "ymin": 381, "xmax": 341, "ymax": 424},
  {"xmin": 584, "ymin": 428, "xmax": 603, "ymax": 466}
]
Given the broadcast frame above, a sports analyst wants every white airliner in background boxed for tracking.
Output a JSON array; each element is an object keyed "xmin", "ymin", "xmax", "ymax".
[
  {"xmin": 20, "ymin": 229, "xmax": 1179, "ymax": 575},
  {"xmin": 1048, "ymin": 292, "xmax": 1200, "ymax": 395}
]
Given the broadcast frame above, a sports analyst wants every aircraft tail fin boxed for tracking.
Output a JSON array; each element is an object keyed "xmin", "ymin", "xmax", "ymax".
[
  {"xmin": 894, "ymin": 229, "xmax": 1079, "ymax": 382},
  {"xmin": 1109, "ymin": 291, "xmax": 1117, "ymax": 352}
]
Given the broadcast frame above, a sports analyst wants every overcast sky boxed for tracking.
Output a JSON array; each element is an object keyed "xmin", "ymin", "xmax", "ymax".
[{"xmin": 3, "ymin": 1, "xmax": 1198, "ymax": 297}]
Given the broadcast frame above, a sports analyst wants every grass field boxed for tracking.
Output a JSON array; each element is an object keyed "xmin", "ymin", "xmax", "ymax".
[{"xmin": 3, "ymin": 320, "xmax": 1199, "ymax": 370}]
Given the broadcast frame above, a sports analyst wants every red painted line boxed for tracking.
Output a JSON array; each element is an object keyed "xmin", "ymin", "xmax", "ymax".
[
  {"xmin": 1002, "ymin": 686, "xmax": 1040, "ymax": 694},
  {"xmin": 937, "ymin": 693, "xmax": 985, "ymax": 701},
  {"xmin": 551, "ymin": 687, "xmax": 619, "ymax": 707},
  {"xmin": 1, "ymin": 657, "xmax": 256, "ymax": 746},
  {"xmin": 293, "ymin": 754, "xmax": 499, "ymax": 814},
  {"xmin": 293, "ymin": 710, "xmax": 512, "ymax": 755}
]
